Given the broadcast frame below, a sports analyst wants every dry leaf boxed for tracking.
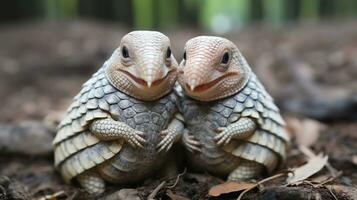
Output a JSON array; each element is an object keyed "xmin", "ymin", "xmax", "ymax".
[
  {"xmin": 286, "ymin": 117, "xmax": 325, "ymax": 147},
  {"xmin": 208, "ymin": 181, "xmax": 255, "ymax": 197},
  {"xmin": 332, "ymin": 185, "xmax": 357, "ymax": 200},
  {"xmin": 287, "ymin": 154, "xmax": 328, "ymax": 184}
]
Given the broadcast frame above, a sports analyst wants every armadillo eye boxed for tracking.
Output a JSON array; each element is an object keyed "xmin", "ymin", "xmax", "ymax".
[
  {"xmin": 122, "ymin": 46, "xmax": 129, "ymax": 58},
  {"xmin": 166, "ymin": 47, "xmax": 171, "ymax": 59},
  {"xmin": 221, "ymin": 52, "xmax": 230, "ymax": 64},
  {"xmin": 183, "ymin": 51, "xmax": 186, "ymax": 60}
]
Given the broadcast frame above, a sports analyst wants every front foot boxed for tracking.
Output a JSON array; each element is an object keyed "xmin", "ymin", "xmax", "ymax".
[
  {"xmin": 124, "ymin": 130, "xmax": 146, "ymax": 148},
  {"xmin": 214, "ymin": 118, "xmax": 256, "ymax": 146},
  {"xmin": 157, "ymin": 128, "xmax": 179, "ymax": 152},
  {"xmin": 214, "ymin": 126, "xmax": 235, "ymax": 146},
  {"xmin": 183, "ymin": 131, "xmax": 201, "ymax": 153},
  {"xmin": 157, "ymin": 116, "xmax": 184, "ymax": 152},
  {"xmin": 90, "ymin": 118, "xmax": 146, "ymax": 148}
]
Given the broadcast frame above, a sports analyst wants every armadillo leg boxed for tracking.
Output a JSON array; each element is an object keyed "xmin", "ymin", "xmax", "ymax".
[
  {"xmin": 157, "ymin": 113, "xmax": 185, "ymax": 152},
  {"xmin": 215, "ymin": 117, "xmax": 257, "ymax": 145},
  {"xmin": 77, "ymin": 171, "xmax": 105, "ymax": 194},
  {"xmin": 228, "ymin": 160, "xmax": 263, "ymax": 181},
  {"xmin": 90, "ymin": 118, "xmax": 145, "ymax": 148},
  {"xmin": 90, "ymin": 118, "xmax": 136, "ymax": 140}
]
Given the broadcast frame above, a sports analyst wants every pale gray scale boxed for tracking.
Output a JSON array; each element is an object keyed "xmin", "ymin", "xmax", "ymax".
[
  {"xmin": 262, "ymin": 109, "xmax": 269, "ymax": 118},
  {"xmin": 244, "ymin": 97, "xmax": 255, "ymax": 108},
  {"xmin": 257, "ymin": 92, "xmax": 266, "ymax": 104},
  {"xmin": 67, "ymin": 107, "xmax": 78, "ymax": 120},
  {"xmin": 122, "ymin": 107, "xmax": 136, "ymax": 118},
  {"xmin": 152, "ymin": 104, "xmax": 165, "ymax": 114},
  {"xmin": 126, "ymin": 118, "xmax": 136, "ymax": 128},
  {"xmin": 234, "ymin": 93, "xmax": 247, "ymax": 103},
  {"xmin": 101, "ymin": 78, "xmax": 108, "ymax": 86},
  {"xmin": 94, "ymin": 87, "xmax": 105, "ymax": 98},
  {"xmin": 70, "ymin": 120, "xmax": 81, "ymax": 133},
  {"xmin": 132, "ymin": 103, "xmax": 146, "ymax": 113},
  {"xmin": 118, "ymin": 99, "xmax": 134, "ymax": 109},
  {"xmin": 115, "ymin": 91, "xmax": 129, "ymax": 100},
  {"xmin": 250, "ymin": 90, "xmax": 259, "ymax": 100},
  {"xmin": 105, "ymin": 94, "xmax": 121, "ymax": 105},
  {"xmin": 73, "ymin": 93, "xmax": 81, "ymax": 101},
  {"xmin": 80, "ymin": 116, "xmax": 87, "ymax": 127},
  {"xmin": 109, "ymin": 105, "xmax": 122, "ymax": 121},
  {"xmin": 248, "ymin": 81, "xmax": 256, "ymax": 89},
  {"xmin": 222, "ymin": 98, "xmax": 237, "ymax": 108},
  {"xmin": 229, "ymin": 114, "xmax": 240, "ymax": 123},
  {"xmin": 255, "ymin": 101, "xmax": 264, "ymax": 113},
  {"xmin": 151, "ymin": 112, "xmax": 164, "ymax": 126},
  {"xmin": 70, "ymin": 99, "xmax": 80, "ymax": 110},
  {"xmin": 74, "ymin": 108, "xmax": 84, "ymax": 120},
  {"xmin": 243, "ymin": 87, "xmax": 252, "ymax": 95},
  {"xmin": 60, "ymin": 117, "xmax": 71, "ymax": 127},
  {"xmin": 86, "ymin": 99, "xmax": 98, "ymax": 110},
  {"xmin": 98, "ymin": 99, "xmax": 110, "ymax": 111},
  {"xmin": 80, "ymin": 92, "xmax": 89, "ymax": 104},
  {"xmin": 98, "ymin": 92, "xmax": 177, "ymax": 183},
  {"xmin": 103, "ymin": 84, "xmax": 116, "ymax": 94},
  {"xmin": 97, "ymin": 72, "xmax": 106, "ymax": 81},
  {"xmin": 87, "ymin": 88, "xmax": 96, "ymax": 99},
  {"xmin": 210, "ymin": 104, "xmax": 225, "ymax": 112},
  {"xmin": 134, "ymin": 113, "xmax": 150, "ymax": 124},
  {"xmin": 220, "ymin": 107, "xmax": 233, "ymax": 118},
  {"xmin": 242, "ymin": 109, "xmax": 260, "ymax": 119},
  {"xmin": 94, "ymin": 80, "xmax": 102, "ymax": 89},
  {"xmin": 216, "ymin": 115, "xmax": 228, "ymax": 127}
]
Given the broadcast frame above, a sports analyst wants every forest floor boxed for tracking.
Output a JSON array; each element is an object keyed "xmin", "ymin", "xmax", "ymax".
[{"xmin": 0, "ymin": 20, "xmax": 356, "ymax": 200}]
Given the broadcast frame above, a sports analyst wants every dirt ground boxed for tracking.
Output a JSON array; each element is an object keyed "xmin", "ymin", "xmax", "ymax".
[{"xmin": 0, "ymin": 20, "xmax": 356, "ymax": 200}]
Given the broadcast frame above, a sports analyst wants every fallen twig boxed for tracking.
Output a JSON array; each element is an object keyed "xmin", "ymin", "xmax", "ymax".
[
  {"xmin": 237, "ymin": 172, "xmax": 289, "ymax": 200},
  {"xmin": 148, "ymin": 181, "xmax": 166, "ymax": 200},
  {"xmin": 167, "ymin": 168, "xmax": 187, "ymax": 189},
  {"xmin": 326, "ymin": 185, "xmax": 338, "ymax": 200}
]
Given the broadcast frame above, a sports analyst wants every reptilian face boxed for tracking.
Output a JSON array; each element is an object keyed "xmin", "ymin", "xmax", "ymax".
[
  {"xmin": 178, "ymin": 36, "xmax": 251, "ymax": 101},
  {"xmin": 106, "ymin": 31, "xmax": 178, "ymax": 101}
]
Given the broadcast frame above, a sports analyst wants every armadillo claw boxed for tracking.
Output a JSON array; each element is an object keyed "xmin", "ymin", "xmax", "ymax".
[
  {"xmin": 157, "ymin": 129, "xmax": 176, "ymax": 152},
  {"xmin": 214, "ymin": 127, "xmax": 233, "ymax": 146},
  {"xmin": 183, "ymin": 131, "xmax": 202, "ymax": 153},
  {"xmin": 127, "ymin": 130, "xmax": 146, "ymax": 148}
]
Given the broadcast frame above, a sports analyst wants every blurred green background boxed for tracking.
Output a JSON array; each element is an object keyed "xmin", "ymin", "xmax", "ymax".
[{"xmin": 2, "ymin": 0, "xmax": 357, "ymax": 33}]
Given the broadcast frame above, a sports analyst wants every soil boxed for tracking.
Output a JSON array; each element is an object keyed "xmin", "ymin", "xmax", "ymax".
[{"xmin": 0, "ymin": 20, "xmax": 356, "ymax": 200}]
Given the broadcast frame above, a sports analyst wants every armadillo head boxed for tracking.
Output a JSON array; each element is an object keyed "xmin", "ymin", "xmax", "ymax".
[
  {"xmin": 178, "ymin": 36, "xmax": 251, "ymax": 101},
  {"xmin": 106, "ymin": 31, "xmax": 178, "ymax": 101}
]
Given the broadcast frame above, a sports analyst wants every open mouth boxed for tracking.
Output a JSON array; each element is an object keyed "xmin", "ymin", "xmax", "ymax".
[
  {"xmin": 187, "ymin": 72, "xmax": 238, "ymax": 93},
  {"xmin": 119, "ymin": 69, "xmax": 176, "ymax": 87}
]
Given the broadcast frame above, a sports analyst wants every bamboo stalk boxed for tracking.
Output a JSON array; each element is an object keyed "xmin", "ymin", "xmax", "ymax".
[
  {"xmin": 132, "ymin": 0, "xmax": 154, "ymax": 29},
  {"xmin": 262, "ymin": 0, "xmax": 284, "ymax": 26},
  {"xmin": 200, "ymin": 0, "xmax": 250, "ymax": 32},
  {"xmin": 57, "ymin": 0, "xmax": 78, "ymax": 18},
  {"xmin": 299, "ymin": 0, "xmax": 319, "ymax": 21},
  {"xmin": 158, "ymin": 0, "xmax": 179, "ymax": 29}
]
